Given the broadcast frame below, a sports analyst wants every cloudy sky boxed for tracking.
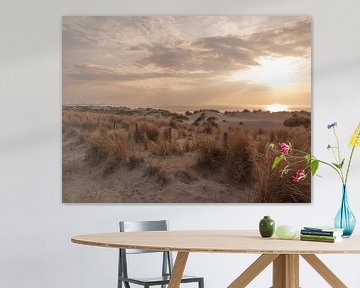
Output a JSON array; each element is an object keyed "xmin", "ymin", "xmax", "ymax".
[{"xmin": 62, "ymin": 16, "xmax": 311, "ymax": 109}]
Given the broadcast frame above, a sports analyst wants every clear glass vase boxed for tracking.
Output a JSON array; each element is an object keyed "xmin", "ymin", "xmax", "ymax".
[{"xmin": 334, "ymin": 185, "xmax": 356, "ymax": 237}]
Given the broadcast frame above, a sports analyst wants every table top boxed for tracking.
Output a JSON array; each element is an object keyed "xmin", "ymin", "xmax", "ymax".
[{"xmin": 71, "ymin": 230, "xmax": 360, "ymax": 254}]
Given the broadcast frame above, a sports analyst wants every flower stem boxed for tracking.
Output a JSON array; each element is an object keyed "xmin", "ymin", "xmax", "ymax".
[
  {"xmin": 290, "ymin": 148, "xmax": 308, "ymax": 155},
  {"xmin": 333, "ymin": 128, "xmax": 342, "ymax": 163},
  {"xmin": 333, "ymin": 128, "xmax": 345, "ymax": 181},
  {"xmin": 330, "ymin": 148, "xmax": 338, "ymax": 164},
  {"xmin": 284, "ymin": 159, "xmax": 308, "ymax": 169},
  {"xmin": 316, "ymin": 159, "xmax": 344, "ymax": 183},
  {"xmin": 345, "ymin": 145, "xmax": 356, "ymax": 185}
]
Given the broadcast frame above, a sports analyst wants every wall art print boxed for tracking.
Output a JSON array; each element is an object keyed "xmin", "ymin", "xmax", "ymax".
[{"xmin": 62, "ymin": 16, "xmax": 311, "ymax": 203}]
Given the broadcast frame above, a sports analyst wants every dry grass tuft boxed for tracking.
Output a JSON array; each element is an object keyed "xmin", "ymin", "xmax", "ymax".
[
  {"xmin": 85, "ymin": 130, "xmax": 130, "ymax": 175},
  {"xmin": 133, "ymin": 121, "xmax": 161, "ymax": 144},
  {"xmin": 194, "ymin": 136, "xmax": 225, "ymax": 170},
  {"xmin": 193, "ymin": 113, "xmax": 205, "ymax": 126},
  {"xmin": 85, "ymin": 131, "xmax": 110, "ymax": 165},
  {"xmin": 127, "ymin": 155, "xmax": 144, "ymax": 170},
  {"xmin": 169, "ymin": 118, "xmax": 179, "ymax": 128},
  {"xmin": 284, "ymin": 115, "xmax": 311, "ymax": 128},
  {"xmin": 225, "ymin": 131, "xmax": 258, "ymax": 185},
  {"xmin": 144, "ymin": 164, "xmax": 170, "ymax": 186},
  {"xmin": 150, "ymin": 140, "xmax": 182, "ymax": 156},
  {"xmin": 142, "ymin": 122, "xmax": 160, "ymax": 141}
]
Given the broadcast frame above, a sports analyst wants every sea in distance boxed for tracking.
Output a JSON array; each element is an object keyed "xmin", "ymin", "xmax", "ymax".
[{"xmin": 63, "ymin": 103, "xmax": 311, "ymax": 114}]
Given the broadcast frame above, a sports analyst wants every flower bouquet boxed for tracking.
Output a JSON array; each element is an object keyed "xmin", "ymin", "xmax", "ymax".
[{"xmin": 271, "ymin": 122, "xmax": 360, "ymax": 237}]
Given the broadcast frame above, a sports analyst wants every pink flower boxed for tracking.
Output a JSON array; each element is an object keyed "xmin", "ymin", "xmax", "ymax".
[
  {"xmin": 279, "ymin": 143, "xmax": 290, "ymax": 155},
  {"xmin": 293, "ymin": 169, "xmax": 306, "ymax": 183}
]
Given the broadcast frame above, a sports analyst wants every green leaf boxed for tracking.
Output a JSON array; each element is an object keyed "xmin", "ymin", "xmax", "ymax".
[
  {"xmin": 272, "ymin": 156, "xmax": 282, "ymax": 169},
  {"xmin": 332, "ymin": 162, "xmax": 343, "ymax": 169},
  {"xmin": 311, "ymin": 160, "xmax": 319, "ymax": 176},
  {"xmin": 304, "ymin": 154, "xmax": 311, "ymax": 164},
  {"xmin": 269, "ymin": 143, "xmax": 275, "ymax": 149},
  {"xmin": 339, "ymin": 158, "xmax": 345, "ymax": 169},
  {"xmin": 332, "ymin": 159, "xmax": 345, "ymax": 169},
  {"xmin": 280, "ymin": 154, "xmax": 287, "ymax": 161}
]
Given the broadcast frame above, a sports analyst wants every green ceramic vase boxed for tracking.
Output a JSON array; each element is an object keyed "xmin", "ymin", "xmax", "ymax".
[{"xmin": 259, "ymin": 216, "xmax": 275, "ymax": 238}]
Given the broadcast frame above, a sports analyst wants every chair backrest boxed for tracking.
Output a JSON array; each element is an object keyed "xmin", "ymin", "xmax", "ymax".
[
  {"xmin": 119, "ymin": 220, "xmax": 169, "ymax": 254},
  {"xmin": 118, "ymin": 220, "xmax": 174, "ymax": 283}
]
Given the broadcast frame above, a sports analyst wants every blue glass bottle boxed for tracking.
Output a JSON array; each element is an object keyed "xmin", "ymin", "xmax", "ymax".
[{"xmin": 334, "ymin": 185, "xmax": 356, "ymax": 237}]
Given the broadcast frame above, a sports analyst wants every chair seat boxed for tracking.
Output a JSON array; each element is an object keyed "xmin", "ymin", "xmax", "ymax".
[{"xmin": 119, "ymin": 275, "xmax": 203, "ymax": 286}]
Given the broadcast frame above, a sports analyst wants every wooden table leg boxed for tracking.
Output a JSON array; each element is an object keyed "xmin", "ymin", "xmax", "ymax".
[
  {"xmin": 301, "ymin": 254, "xmax": 347, "ymax": 288},
  {"xmin": 288, "ymin": 254, "xmax": 299, "ymax": 288},
  {"xmin": 273, "ymin": 254, "xmax": 286, "ymax": 287},
  {"xmin": 272, "ymin": 254, "xmax": 299, "ymax": 288},
  {"xmin": 168, "ymin": 252, "xmax": 189, "ymax": 288},
  {"xmin": 228, "ymin": 254, "xmax": 279, "ymax": 288}
]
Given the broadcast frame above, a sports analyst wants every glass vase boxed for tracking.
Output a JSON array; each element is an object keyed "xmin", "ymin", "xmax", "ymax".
[{"xmin": 334, "ymin": 185, "xmax": 356, "ymax": 237}]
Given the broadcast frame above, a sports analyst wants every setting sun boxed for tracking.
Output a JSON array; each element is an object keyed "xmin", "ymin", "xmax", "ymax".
[
  {"xmin": 230, "ymin": 56, "xmax": 302, "ymax": 89},
  {"xmin": 266, "ymin": 104, "xmax": 288, "ymax": 113}
]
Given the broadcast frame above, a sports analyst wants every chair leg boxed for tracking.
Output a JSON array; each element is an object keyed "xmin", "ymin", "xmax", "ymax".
[
  {"xmin": 198, "ymin": 278, "xmax": 204, "ymax": 288},
  {"xmin": 118, "ymin": 249, "xmax": 122, "ymax": 288}
]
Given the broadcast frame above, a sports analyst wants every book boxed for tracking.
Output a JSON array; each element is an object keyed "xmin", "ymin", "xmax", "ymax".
[
  {"xmin": 300, "ymin": 234, "xmax": 341, "ymax": 240},
  {"xmin": 300, "ymin": 236, "xmax": 343, "ymax": 243},
  {"xmin": 301, "ymin": 229, "xmax": 343, "ymax": 237},
  {"xmin": 303, "ymin": 226, "xmax": 344, "ymax": 232}
]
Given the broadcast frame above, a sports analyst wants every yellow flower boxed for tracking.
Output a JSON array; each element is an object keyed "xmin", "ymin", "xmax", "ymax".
[{"xmin": 349, "ymin": 122, "xmax": 360, "ymax": 147}]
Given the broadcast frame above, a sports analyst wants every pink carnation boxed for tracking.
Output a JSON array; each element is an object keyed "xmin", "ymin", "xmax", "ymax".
[
  {"xmin": 293, "ymin": 169, "xmax": 306, "ymax": 183},
  {"xmin": 279, "ymin": 143, "xmax": 290, "ymax": 155}
]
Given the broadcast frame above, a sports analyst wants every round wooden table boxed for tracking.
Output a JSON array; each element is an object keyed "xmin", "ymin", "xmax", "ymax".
[{"xmin": 72, "ymin": 230, "xmax": 360, "ymax": 288}]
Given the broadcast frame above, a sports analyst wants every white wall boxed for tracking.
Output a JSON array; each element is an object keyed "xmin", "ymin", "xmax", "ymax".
[{"xmin": 1, "ymin": 0, "xmax": 360, "ymax": 287}]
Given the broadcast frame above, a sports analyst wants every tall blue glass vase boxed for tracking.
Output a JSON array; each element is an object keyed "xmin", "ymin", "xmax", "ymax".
[{"xmin": 334, "ymin": 185, "xmax": 356, "ymax": 237}]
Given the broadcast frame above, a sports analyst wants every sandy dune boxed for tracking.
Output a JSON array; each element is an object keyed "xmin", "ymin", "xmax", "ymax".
[{"xmin": 62, "ymin": 106, "xmax": 311, "ymax": 203}]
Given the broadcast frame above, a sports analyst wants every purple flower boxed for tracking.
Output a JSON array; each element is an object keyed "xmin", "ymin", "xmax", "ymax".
[{"xmin": 327, "ymin": 122, "xmax": 337, "ymax": 129}]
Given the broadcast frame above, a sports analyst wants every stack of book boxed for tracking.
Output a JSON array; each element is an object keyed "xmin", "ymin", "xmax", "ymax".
[{"xmin": 300, "ymin": 226, "xmax": 344, "ymax": 243}]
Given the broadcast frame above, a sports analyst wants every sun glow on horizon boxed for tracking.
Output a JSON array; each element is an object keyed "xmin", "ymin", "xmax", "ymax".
[{"xmin": 266, "ymin": 104, "xmax": 288, "ymax": 113}]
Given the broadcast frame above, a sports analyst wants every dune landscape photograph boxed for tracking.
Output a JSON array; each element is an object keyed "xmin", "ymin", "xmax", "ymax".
[{"xmin": 62, "ymin": 16, "xmax": 312, "ymax": 203}]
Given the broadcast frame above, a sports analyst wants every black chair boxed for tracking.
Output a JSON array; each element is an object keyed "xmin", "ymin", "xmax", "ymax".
[{"xmin": 118, "ymin": 220, "xmax": 204, "ymax": 288}]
